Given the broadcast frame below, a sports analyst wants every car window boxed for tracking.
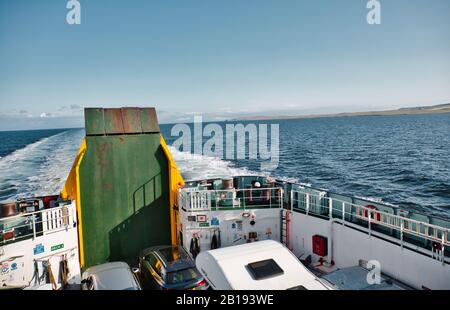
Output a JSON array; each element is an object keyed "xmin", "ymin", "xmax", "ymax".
[
  {"xmin": 159, "ymin": 246, "xmax": 190, "ymax": 263},
  {"xmin": 94, "ymin": 267, "xmax": 139, "ymax": 290},
  {"xmin": 154, "ymin": 260, "xmax": 164, "ymax": 277},
  {"xmin": 146, "ymin": 254, "xmax": 163, "ymax": 277},
  {"xmin": 166, "ymin": 268, "xmax": 200, "ymax": 285}
]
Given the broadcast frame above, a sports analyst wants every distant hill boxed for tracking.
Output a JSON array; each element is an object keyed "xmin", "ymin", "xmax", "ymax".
[{"xmin": 235, "ymin": 103, "xmax": 450, "ymax": 121}]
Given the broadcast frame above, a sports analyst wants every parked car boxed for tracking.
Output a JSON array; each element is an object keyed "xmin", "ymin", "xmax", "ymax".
[
  {"xmin": 81, "ymin": 262, "xmax": 141, "ymax": 290},
  {"xmin": 195, "ymin": 240, "xmax": 332, "ymax": 290},
  {"xmin": 138, "ymin": 245, "xmax": 208, "ymax": 290}
]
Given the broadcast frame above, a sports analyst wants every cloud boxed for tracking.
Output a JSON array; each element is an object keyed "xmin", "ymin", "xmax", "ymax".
[
  {"xmin": 0, "ymin": 114, "xmax": 84, "ymax": 131},
  {"xmin": 70, "ymin": 104, "xmax": 81, "ymax": 110},
  {"xmin": 40, "ymin": 112, "xmax": 52, "ymax": 118},
  {"xmin": 19, "ymin": 110, "xmax": 28, "ymax": 114}
]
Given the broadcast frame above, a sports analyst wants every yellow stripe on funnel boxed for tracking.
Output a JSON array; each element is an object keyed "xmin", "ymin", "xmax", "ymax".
[
  {"xmin": 160, "ymin": 135, "xmax": 185, "ymax": 245},
  {"xmin": 61, "ymin": 138, "xmax": 87, "ymax": 268}
]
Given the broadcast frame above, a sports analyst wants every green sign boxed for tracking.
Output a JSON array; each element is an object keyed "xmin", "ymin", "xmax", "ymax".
[
  {"xmin": 51, "ymin": 243, "xmax": 64, "ymax": 251},
  {"xmin": 199, "ymin": 222, "xmax": 210, "ymax": 228}
]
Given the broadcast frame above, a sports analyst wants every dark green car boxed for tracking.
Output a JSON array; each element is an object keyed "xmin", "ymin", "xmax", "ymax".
[{"xmin": 138, "ymin": 245, "xmax": 208, "ymax": 290}]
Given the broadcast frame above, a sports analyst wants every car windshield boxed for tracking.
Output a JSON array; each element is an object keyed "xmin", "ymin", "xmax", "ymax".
[
  {"xmin": 166, "ymin": 268, "xmax": 200, "ymax": 285},
  {"xmin": 95, "ymin": 268, "xmax": 139, "ymax": 290},
  {"xmin": 159, "ymin": 246, "xmax": 191, "ymax": 263}
]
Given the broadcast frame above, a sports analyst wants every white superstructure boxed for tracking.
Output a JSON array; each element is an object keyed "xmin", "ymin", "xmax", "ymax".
[
  {"xmin": 0, "ymin": 202, "xmax": 81, "ymax": 289},
  {"xmin": 178, "ymin": 176, "xmax": 450, "ymax": 290},
  {"xmin": 1, "ymin": 175, "xmax": 449, "ymax": 290}
]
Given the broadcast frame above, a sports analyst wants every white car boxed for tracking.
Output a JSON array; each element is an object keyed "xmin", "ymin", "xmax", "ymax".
[
  {"xmin": 81, "ymin": 262, "xmax": 141, "ymax": 290},
  {"xmin": 195, "ymin": 240, "xmax": 333, "ymax": 290}
]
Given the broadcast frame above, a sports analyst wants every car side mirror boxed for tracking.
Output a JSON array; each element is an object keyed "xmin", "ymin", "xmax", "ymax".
[{"xmin": 132, "ymin": 267, "xmax": 140, "ymax": 274}]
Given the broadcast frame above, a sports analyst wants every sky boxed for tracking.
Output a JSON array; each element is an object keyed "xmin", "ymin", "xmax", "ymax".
[{"xmin": 0, "ymin": 0, "xmax": 449, "ymax": 130}]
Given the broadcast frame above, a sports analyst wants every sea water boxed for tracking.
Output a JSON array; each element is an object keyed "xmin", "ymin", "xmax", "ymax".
[{"xmin": 0, "ymin": 113, "xmax": 449, "ymax": 219}]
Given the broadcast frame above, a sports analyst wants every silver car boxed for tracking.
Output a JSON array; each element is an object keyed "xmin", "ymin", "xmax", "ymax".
[{"xmin": 81, "ymin": 262, "xmax": 141, "ymax": 290}]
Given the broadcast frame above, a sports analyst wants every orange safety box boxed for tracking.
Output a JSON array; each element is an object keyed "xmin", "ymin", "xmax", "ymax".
[{"xmin": 312, "ymin": 235, "xmax": 328, "ymax": 257}]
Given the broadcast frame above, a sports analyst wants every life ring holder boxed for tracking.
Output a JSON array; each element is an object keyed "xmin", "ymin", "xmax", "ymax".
[{"xmin": 363, "ymin": 204, "xmax": 381, "ymax": 222}]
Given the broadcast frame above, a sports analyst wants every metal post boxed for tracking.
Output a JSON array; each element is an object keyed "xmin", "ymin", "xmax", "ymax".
[
  {"xmin": 342, "ymin": 202, "xmax": 345, "ymax": 226},
  {"xmin": 32, "ymin": 214, "xmax": 36, "ymax": 240},
  {"xmin": 442, "ymin": 233, "xmax": 446, "ymax": 264},
  {"xmin": 306, "ymin": 193, "xmax": 310, "ymax": 215},
  {"xmin": 400, "ymin": 221, "xmax": 404, "ymax": 249},
  {"xmin": 270, "ymin": 189, "xmax": 272, "ymax": 209},
  {"xmin": 328, "ymin": 198, "xmax": 333, "ymax": 220},
  {"xmin": 290, "ymin": 190, "xmax": 294, "ymax": 212},
  {"xmin": 368, "ymin": 210, "xmax": 372, "ymax": 237},
  {"xmin": 215, "ymin": 191, "xmax": 219, "ymax": 211}
]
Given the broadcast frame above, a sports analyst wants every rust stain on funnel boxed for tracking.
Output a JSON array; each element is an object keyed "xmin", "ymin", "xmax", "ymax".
[
  {"xmin": 121, "ymin": 108, "xmax": 142, "ymax": 133},
  {"xmin": 104, "ymin": 108, "xmax": 125, "ymax": 134}
]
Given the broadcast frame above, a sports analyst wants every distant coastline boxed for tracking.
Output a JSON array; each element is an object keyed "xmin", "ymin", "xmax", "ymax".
[{"xmin": 233, "ymin": 103, "xmax": 450, "ymax": 121}]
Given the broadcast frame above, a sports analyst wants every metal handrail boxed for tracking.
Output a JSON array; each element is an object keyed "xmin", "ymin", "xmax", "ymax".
[
  {"xmin": 0, "ymin": 203, "xmax": 71, "ymax": 222},
  {"xmin": 0, "ymin": 204, "xmax": 77, "ymax": 245},
  {"xmin": 291, "ymin": 190, "xmax": 450, "ymax": 248},
  {"xmin": 180, "ymin": 187, "xmax": 284, "ymax": 211},
  {"xmin": 181, "ymin": 187, "xmax": 281, "ymax": 193}
]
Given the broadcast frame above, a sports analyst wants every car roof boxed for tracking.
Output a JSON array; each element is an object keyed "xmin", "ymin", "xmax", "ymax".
[
  {"xmin": 141, "ymin": 245, "xmax": 194, "ymax": 272},
  {"xmin": 196, "ymin": 240, "xmax": 330, "ymax": 290},
  {"xmin": 141, "ymin": 245, "xmax": 174, "ymax": 255},
  {"xmin": 83, "ymin": 262, "xmax": 139, "ymax": 290},
  {"xmin": 84, "ymin": 262, "xmax": 130, "ymax": 275},
  {"xmin": 141, "ymin": 245, "xmax": 187, "ymax": 259}
]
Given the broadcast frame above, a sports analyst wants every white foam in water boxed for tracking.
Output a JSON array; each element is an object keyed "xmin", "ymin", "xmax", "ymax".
[
  {"xmin": 0, "ymin": 129, "xmax": 85, "ymax": 202},
  {"xmin": 168, "ymin": 146, "xmax": 300, "ymax": 184},
  {"xmin": 168, "ymin": 146, "xmax": 259, "ymax": 181}
]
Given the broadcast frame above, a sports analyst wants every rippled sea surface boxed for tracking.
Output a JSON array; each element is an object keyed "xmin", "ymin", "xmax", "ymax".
[
  {"xmin": 1, "ymin": 113, "xmax": 449, "ymax": 219},
  {"xmin": 270, "ymin": 114, "xmax": 450, "ymax": 217},
  {"xmin": 161, "ymin": 114, "xmax": 450, "ymax": 218}
]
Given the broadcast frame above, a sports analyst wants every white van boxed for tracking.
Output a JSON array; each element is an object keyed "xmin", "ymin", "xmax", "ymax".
[{"xmin": 195, "ymin": 240, "xmax": 332, "ymax": 290}]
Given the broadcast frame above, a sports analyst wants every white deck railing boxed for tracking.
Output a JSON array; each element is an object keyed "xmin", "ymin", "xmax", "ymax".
[
  {"xmin": 180, "ymin": 187, "xmax": 284, "ymax": 212},
  {"xmin": 291, "ymin": 189, "xmax": 450, "ymax": 262},
  {"xmin": 0, "ymin": 203, "xmax": 77, "ymax": 245}
]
